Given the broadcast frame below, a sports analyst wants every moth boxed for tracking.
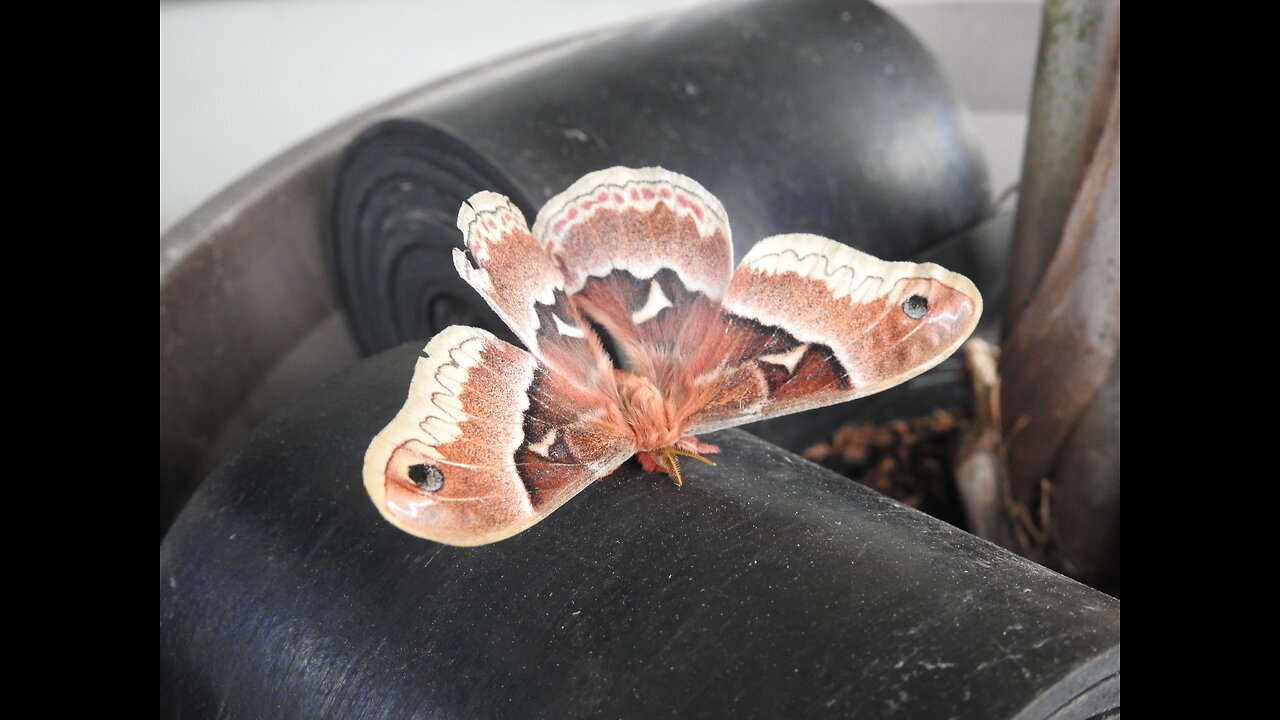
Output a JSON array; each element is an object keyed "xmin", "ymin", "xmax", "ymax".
[{"xmin": 364, "ymin": 167, "xmax": 981, "ymax": 546}]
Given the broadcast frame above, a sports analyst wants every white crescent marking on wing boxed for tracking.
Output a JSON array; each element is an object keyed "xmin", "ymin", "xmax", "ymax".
[{"xmin": 631, "ymin": 279, "xmax": 674, "ymax": 324}]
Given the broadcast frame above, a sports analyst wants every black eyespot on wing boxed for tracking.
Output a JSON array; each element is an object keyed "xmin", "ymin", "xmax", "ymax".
[
  {"xmin": 408, "ymin": 463, "xmax": 445, "ymax": 491},
  {"xmin": 902, "ymin": 294, "xmax": 928, "ymax": 320}
]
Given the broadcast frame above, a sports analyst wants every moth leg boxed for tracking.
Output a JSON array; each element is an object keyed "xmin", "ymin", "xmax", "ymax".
[{"xmin": 675, "ymin": 435, "xmax": 721, "ymax": 456}]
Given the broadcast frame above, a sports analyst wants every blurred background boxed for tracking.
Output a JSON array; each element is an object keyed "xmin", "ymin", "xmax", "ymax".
[{"xmin": 160, "ymin": 0, "xmax": 1043, "ymax": 234}]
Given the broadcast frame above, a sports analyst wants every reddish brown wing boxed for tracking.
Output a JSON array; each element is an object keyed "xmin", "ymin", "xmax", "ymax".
[
  {"xmin": 454, "ymin": 193, "xmax": 614, "ymax": 394},
  {"xmin": 682, "ymin": 234, "xmax": 983, "ymax": 434},
  {"xmin": 363, "ymin": 326, "xmax": 635, "ymax": 546},
  {"xmin": 531, "ymin": 167, "xmax": 733, "ymax": 391}
]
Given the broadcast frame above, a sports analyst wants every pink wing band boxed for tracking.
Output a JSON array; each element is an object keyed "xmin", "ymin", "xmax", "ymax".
[{"xmin": 533, "ymin": 167, "xmax": 733, "ymax": 300}]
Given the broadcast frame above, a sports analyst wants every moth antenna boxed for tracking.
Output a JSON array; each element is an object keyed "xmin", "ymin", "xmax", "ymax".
[
  {"xmin": 663, "ymin": 448, "xmax": 684, "ymax": 487},
  {"xmin": 661, "ymin": 445, "xmax": 717, "ymax": 487},
  {"xmin": 669, "ymin": 446, "xmax": 717, "ymax": 467}
]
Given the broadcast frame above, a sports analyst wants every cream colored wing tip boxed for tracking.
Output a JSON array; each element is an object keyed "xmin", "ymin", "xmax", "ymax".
[
  {"xmin": 456, "ymin": 191, "xmax": 524, "ymax": 234},
  {"xmin": 451, "ymin": 246, "xmax": 476, "ymax": 275}
]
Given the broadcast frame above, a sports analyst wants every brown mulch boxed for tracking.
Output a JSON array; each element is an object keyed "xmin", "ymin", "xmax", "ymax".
[{"xmin": 802, "ymin": 409, "xmax": 969, "ymax": 529}]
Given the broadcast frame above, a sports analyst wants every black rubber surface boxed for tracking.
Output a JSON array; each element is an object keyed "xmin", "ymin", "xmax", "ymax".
[{"xmin": 159, "ymin": 343, "xmax": 1119, "ymax": 719}]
